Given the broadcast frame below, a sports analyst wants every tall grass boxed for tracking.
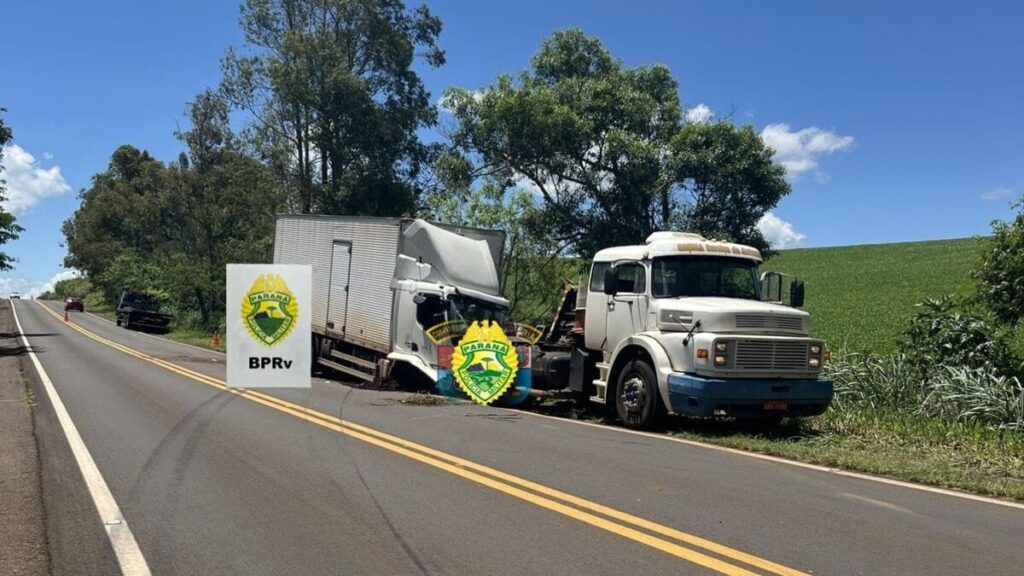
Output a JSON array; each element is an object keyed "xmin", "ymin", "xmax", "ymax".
[{"xmin": 826, "ymin": 352, "xmax": 1024, "ymax": 431}]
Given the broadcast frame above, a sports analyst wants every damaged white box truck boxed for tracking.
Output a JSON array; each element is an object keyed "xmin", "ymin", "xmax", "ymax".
[{"xmin": 273, "ymin": 214, "xmax": 510, "ymax": 384}]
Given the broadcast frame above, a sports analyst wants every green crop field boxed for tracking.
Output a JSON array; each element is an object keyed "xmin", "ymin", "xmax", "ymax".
[{"xmin": 764, "ymin": 237, "xmax": 983, "ymax": 354}]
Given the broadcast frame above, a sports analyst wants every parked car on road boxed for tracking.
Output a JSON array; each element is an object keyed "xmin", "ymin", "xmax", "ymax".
[
  {"xmin": 116, "ymin": 291, "xmax": 172, "ymax": 332},
  {"xmin": 10, "ymin": 292, "xmax": 20, "ymax": 300},
  {"xmin": 64, "ymin": 297, "xmax": 85, "ymax": 312}
]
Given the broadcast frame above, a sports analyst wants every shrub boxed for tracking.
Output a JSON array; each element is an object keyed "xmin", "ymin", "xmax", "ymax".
[
  {"xmin": 922, "ymin": 365, "xmax": 1024, "ymax": 431},
  {"xmin": 901, "ymin": 296, "xmax": 1016, "ymax": 377},
  {"xmin": 975, "ymin": 202, "xmax": 1024, "ymax": 324},
  {"xmin": 824, "ymin": 352, "xmax": 1024, "ymax": 431}
]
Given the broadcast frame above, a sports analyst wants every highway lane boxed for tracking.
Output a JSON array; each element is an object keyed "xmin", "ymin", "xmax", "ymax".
[{"xmin": 16, "ymin": 299, "xmax": 1024, "ymax": 575}]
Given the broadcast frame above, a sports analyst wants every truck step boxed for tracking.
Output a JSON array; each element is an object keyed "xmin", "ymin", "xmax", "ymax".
[
  {"xmin": 590, "ymin": 380, "xmax": 608, "ymax": 404},
  {"xmin": 317, "ymin": 358, "xmax": 375, "ymax": 383},
  {"xmin": 329, "ymin": 349, "xmax": 377, "ymax": 370}
]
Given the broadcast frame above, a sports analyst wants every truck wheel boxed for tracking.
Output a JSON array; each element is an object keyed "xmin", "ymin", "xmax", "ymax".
[
  {"xmin": 614, "ymin": 359, "xmax": 664, "ymax": 430},
  {"xmin": 116, "ymin": 317, "xmax": 122, "ymax": 327}
]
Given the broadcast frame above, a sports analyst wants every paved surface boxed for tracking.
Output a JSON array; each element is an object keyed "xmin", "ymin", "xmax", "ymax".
[
  {"xmin": 0, "ymin": 301, "xmax": 50, "ymax": 576},
  {"xmin": 13, "ymin": 299, "xmax": 1024, "ymax": 575}
]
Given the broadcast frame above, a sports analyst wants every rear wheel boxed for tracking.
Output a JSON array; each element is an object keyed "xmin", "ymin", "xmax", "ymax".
[{"xmin": 614, "ymin": 359, "xmax": 665, "ymax": 430}]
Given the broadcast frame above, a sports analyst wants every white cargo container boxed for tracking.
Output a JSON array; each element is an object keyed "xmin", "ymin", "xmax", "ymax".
[{"xmin": 273, "ymin": 214, "xmax": 507, "ymax": 383}]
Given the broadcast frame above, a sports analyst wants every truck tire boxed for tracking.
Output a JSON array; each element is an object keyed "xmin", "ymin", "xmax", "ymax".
[{"xmin": 614, "ymin": 359, "xmax": 665, "ymax": 430}]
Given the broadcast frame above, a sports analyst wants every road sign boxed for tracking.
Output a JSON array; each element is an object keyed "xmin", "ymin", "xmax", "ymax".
[{"xmin": 227, "ymin": 264, "xmax": 311, "ymax": 388}]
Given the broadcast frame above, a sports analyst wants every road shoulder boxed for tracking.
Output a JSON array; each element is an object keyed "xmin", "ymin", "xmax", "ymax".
[{"xmin": 0, "ymin": 300, "xmax": 51, "ymax": 576}]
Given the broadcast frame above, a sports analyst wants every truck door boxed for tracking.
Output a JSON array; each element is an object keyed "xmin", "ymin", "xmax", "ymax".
[
  {"xmin": 326, "ymin": 241, "xmax": 352, "ymax": 333},
  {"xmin": 584, "ymin": 262, "xmax": 609, "ymax": 350},
  {"xmin": 604, "ymin": 262, "xmax": 647, "ymax": 352}
]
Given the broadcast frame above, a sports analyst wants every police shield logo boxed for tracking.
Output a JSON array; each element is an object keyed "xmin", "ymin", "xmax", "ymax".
[
  {"xmin": 241, "ymin": 273, "xmax": 298, "ymax": 346},
  {"xmin": 451, "ymin": 320, "xmax": 519, "ymax": 404}
]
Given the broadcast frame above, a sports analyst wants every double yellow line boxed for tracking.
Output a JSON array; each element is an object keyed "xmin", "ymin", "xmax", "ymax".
[{"xmin": 38, "ymin": 302, "xmax": 808, "ymax": 576}]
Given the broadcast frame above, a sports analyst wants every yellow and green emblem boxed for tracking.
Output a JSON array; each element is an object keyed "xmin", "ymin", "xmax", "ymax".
[
  {"xmin": 241, "ymin": 273, "xmax": 299, "ymax": 346},
  {"xmin": 451, "ymin": 320, "xmax": 519, "ymax": 405}
]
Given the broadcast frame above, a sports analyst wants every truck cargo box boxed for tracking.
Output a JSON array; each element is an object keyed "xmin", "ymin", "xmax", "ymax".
[{"xmin": 273, "ymin": 214, "xmax": 505, "ymax": 355}]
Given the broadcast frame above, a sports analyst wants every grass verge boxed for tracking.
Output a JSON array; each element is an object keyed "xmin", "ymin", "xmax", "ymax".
[
  {"xmin": 530, "ymin": 401, "xmax": 1024, "ymax": 501},
  {"xmin": 664, "ymin": 410, "xmax": 1024, "ymax": 501}
]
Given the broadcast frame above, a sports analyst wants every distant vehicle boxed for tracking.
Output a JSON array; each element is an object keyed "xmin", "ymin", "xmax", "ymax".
[
  {"xmin": 10, "ymin": 292, "xmax": 20, "ymax": 300},
  {"xmin": 64, "ymin": 297, "xmax": 85, "ymax": 312},
  {"xmin": 116, "ymin": 291, "xmax": 172, "ymax": 332}
]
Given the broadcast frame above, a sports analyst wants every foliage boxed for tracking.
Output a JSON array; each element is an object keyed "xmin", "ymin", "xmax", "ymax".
[
  {"xmin": 670, "ymin": 121, "xmax": 788, "ymax": 255},
  {"xmin": 37, "ymin": 276, "xmax": 92, "ymax": 301},
  {"xmin": 763, "ymin": 237, "xmax": 981, "ymax": 353},
  {"xmin": 975, "ymin": 201, "xmax": 1024, "ymax": 324},
  {"xmin": 825, "ymin": 352, "xmax": 1024, "ymax": 431},
  {"xmin": 221, "ymin": 0, "xmax": 444, "ymax": 216},
  {"xmin": 0, "ymin": 108, "xmax": 24, "ymax": 271},
  {"xmin": 441, "ymin": 29, "xmax": 789, "ymax": 257},
  {"xmin": 62, "ymin": 93, "xmax": 283, "ymax": 328},
  {"xmin": 902, "ymin": 296, "xmax": 1017, "ymax": 377}
]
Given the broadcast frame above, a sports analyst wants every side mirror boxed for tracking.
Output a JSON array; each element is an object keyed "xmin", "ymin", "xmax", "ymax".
[
  {"xmin": 791, "ymin": 280, "xmax": 805, "ymax": 308},
  {"xmin": 603, "ymin": 268, "xmax": 618, "ymax": 296}
]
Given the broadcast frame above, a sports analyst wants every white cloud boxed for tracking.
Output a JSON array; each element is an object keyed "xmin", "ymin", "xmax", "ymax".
[
  {"xmin": 760, "ymin": 123, "xmax": 853, "ymax": 179},
  {"xmin": 0, "ymin": 269, "xmax": 81, "ymax": 299},
  {"xmin": 758, "ymin": 212, "xmax": 806, "ymax": 249},
  {"xmin": 1, "ymin": 144, "xmax": 72, "ymax": 215},
  {"xmin": 980, "ymin": 186, "xmax": 1014, "ymax": 202},
  {"xmin": 437, "ymin": 89, "xmax": 485, "ymax": 114},
  {"xmin": 685, "ymin": 103, "xmax": 714, "ymax": 124}
]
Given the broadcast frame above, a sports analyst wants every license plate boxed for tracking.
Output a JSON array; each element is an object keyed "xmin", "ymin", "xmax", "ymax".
[{"xmin": 763, "ymin": 400, "xmax": 788, "ymax": 411}]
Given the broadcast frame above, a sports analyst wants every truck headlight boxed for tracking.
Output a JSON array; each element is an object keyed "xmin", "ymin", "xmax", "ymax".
[
  {"xmin": 714, "ymin": 355, "xmax": 728, "ymax": 366},
  {"xmin": 810, "ymin": 344, "xmax": 821, "ymax": 354},
  {"xmin": 808, "ymin": 358, "xmax": 820, "ymax": 367},
  {"xmin": 715, "ymin": 342, "xmax": 728, "ymax": 352}
]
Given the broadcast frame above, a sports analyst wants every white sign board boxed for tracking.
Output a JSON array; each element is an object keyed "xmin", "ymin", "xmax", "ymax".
[{"xmin": 227, "ymin": 264, "xmax": 311, "ymax": 388}]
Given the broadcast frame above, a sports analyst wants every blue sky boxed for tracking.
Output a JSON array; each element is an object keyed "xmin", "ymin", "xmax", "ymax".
[{"xmin": 2, "ymin": 0, "xmax": 1022, "ymax": 295}]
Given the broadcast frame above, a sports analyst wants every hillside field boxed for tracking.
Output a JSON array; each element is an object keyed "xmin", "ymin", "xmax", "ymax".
[{"xmin": 764, "ymin": 237, "xmax": 983, "ymax": 354}]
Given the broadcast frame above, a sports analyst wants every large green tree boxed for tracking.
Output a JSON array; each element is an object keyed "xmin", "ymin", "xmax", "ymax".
[
  {"xmin": 62, "ymin": 93, "xmax": 283, "ymax": 326},
  {"xmin": 220, "ymin": 0, "xmax": 445, "ymax": 217},
  {"xmin": 671, "ymin": 121, "xmax": 789, "ymax": 253},
  {"xmin": 62, "ymin": 144, "xmax": 167, "ymax": 298},
  {"xmin": 0, "ymin": 108, "xmax": 24, "ymax": 271},
  {"xmin": 441, "ymin": 29, "xmax": 790, "ymax": 256},
  {"xmin": 164, "ymin": 90, "xmax": 284, "ymax": 324}
]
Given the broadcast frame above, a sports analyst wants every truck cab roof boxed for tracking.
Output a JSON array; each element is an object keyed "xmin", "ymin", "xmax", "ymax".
[{"xmin": 593, "ymin": 232, "xmax": 762, "ymax": 263}]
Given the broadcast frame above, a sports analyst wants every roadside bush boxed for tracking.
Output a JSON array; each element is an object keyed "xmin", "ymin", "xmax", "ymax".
[
  {"xmin": 825, "ymin": 352, "xmax": 1024, "ymax": 431},
  {"xmin": 923, "ymin": 365, "xmax": 1024, "ymax": 431},
  {"xmin": 901, "ymin": 296, "xmax": 1017, "ymax": 377},
  {"xmin": 975, "ymin": 201, "xmax": 1024, "ymax": 324}
]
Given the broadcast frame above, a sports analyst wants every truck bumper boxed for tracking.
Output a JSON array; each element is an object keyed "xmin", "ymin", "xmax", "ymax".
[{"xmin": 666, "ymin": 373, "xmax": 833, "ymax": 418}]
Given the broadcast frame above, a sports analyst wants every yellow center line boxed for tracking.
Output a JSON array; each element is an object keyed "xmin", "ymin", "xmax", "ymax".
[{"xmin": 36, "ymin": 301, "xmax": 809, "ymax": 576}]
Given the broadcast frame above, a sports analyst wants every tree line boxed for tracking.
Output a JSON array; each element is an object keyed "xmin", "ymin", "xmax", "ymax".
[{"xmin": 54, "ymin": 0, "xmax": 791, "ymax": 329}]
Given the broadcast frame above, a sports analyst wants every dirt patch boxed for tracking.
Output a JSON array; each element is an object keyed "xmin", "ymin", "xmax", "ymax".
[
  {"xmin": 0, "ymin": 301, "xmax": 51, "ymax": 575},
  {"xmin": 399, "ymin": 392, "xmax": 450, "ymax": 406}
]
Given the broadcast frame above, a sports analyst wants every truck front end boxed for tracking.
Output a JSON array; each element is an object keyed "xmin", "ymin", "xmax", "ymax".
[{"xmin": 643, "ymin": 243, "xmax": 833, "ymax": 420}]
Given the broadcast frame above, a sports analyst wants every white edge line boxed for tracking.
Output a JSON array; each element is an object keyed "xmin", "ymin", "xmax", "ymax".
[
  {"xmin": 503, "ymin": 406, "xmax": 1024, "ymax": 512},
  {"xmin": 12, "ymin": 300, "xmax": 153, "ymax": 575}
]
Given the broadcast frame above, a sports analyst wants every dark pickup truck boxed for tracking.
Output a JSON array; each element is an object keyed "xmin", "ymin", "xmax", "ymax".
[{"xmin": 116, "ymin": 291, "xmax": 172, "ymax": 332}]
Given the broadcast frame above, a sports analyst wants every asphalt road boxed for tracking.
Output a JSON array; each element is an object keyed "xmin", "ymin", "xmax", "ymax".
[{"xmin": 14, "ymin": 299, "xmax": 1024, "ymax": 576}]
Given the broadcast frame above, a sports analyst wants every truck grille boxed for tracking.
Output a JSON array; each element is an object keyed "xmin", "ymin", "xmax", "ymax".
[
  {"xmin": 734, "ymin": 340, "xmax": 809, "ymax": 371},
  {"xmin": 734, "ymin": 314, "xmax": 805, "ymax": 331}
]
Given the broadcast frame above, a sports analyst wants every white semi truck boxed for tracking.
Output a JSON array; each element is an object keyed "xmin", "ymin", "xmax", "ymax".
[
  {"xmin": 531, "ymin": 231, "xmax": 833, "ymax": 429},
  {"xmin": 273, "ymin": 215, "xmax": 510, "ymax": 384}
]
